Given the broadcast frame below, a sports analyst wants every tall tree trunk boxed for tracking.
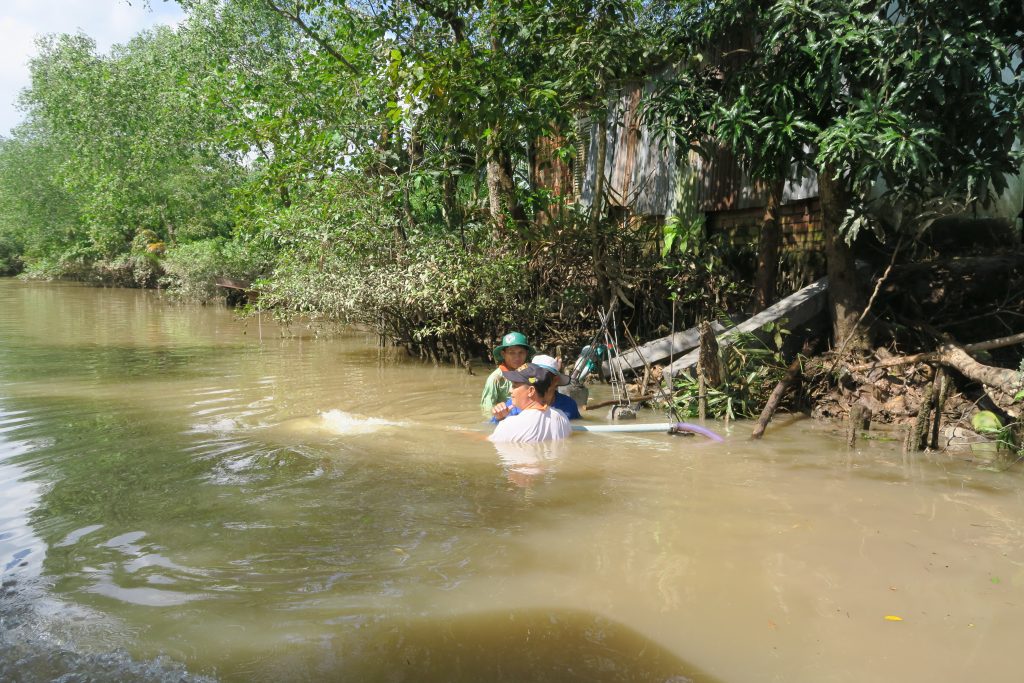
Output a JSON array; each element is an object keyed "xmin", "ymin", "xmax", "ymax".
[
  {"xmin": 483, "ymin": 25, "xmax": 524, "ymax": 239},
  {"xmin": 443, "ymin": 169, "xmax": 458, "ymax": 235},
  {"xmin": 754, "ymin": 179, "xmax": 783, "ymax": 311},
  {"xmin": 588, "ymin": 112, "xmax": 611, "ymax": 307},
  {"xmin": 485, "ymin": 141, "xmax": 525, "ymax": 238},
  {"xmin": 439, "ymin": 119, "xmax": 458, "ymax": 240},
  {"xmin": 396, "ymin": 121, "xmax": 420, "ymax": 245},
  {"xmin": 818, "ymin": 164, "xmax": 868, "ymax": 351},
  {"xmin": 486, "ymin": 143, "xmax": 508, "ymax": 230},
  {"xmin": 573, "ymin": 116, "xmax": 588, "ymax": 198}
]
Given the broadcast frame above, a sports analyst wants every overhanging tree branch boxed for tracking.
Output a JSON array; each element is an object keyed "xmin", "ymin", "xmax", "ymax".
[
  {"xmin": 410, "ymin": 0, "xmax": 466, "ymax": 43},
  {"xmin": 265, "ymin": 0, "xmax": 359, "ymax": 75}
]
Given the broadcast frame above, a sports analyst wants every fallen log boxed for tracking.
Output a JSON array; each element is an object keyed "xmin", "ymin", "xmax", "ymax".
[
  {"xmin": 885, "ymin": 253, "xmax": 1024, "ymax": 284},
  {"xmin": 668, "ymin": 275, "xmax": 832, "ymax": 376},
  {"xmin": 937, "ymin": 345, "xmax": 1021, "ymax": 399},
  {"xmin": 214, "ymin": 276, "xmax": 252, "ymax": 291},
  {"xmin": 607, "ymin": 321, "xmax": 726, "ymax": 376},
  {"xmin": 214, "ymin": 276, "xmax": 260, "ymax": 305},
  {"xmin": 848, "ymin": 331, "xmax": 1024, "ymax": 373}
]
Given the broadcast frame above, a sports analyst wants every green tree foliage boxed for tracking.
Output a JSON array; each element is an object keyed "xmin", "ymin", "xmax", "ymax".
[
  {"xmin": 0, "ymin": 131, "xmax": 81, "ymax": 274},
  {"xmin": 168, "ymin": 0, "xmax": 669, "ymax": 356},
  {"xmin": 1, "ymin": 27, "xmax": 240, "ymax": 279},
  {"xmin": 647, "ymin": 0, "xmax": 1024, "ymax": 345}
]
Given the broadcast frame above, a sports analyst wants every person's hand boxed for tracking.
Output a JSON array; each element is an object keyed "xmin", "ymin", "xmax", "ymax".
[{"xmin": 492, "ymin": 402, "xmax": 511, "ymax": 421}]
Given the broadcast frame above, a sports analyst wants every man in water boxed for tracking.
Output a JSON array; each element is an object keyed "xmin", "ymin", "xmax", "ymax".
[{"xmin": 489, "ymin": 362, "xmax": 572, "ymax": 443}]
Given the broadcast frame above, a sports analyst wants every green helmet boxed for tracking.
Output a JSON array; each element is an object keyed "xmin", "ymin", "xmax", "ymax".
[{"xmin": 492, "ymin": 331, "xmax": 536, "ymax": 362}]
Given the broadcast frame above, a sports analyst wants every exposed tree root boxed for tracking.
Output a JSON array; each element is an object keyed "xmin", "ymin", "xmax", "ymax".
[{"xmin": 848, "ymin": 335, "xmax": 1023, "ymax": 416}]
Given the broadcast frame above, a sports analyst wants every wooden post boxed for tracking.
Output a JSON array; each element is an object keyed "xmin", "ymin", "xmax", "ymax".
[
  {"xmin": 929, "ymin": 368, "xmax": 948, "ymax": 450},
  {"xmin": 905, "ymin": 379, "xmax": 936, "ymax": 452},
  {"xmin": 696, "ymin": 320, "xmax": 720, "ymax": 421},
  {"xmin": 698, "ymin": 373, "xmax": 707, "ymax": 421},
  {"xmin": 846, "ymin": 404, "xmax": 872, "ymax": 448},
  {"xmin": 697, "ymin": 321, "xmax": 722, "ymax": 386}
]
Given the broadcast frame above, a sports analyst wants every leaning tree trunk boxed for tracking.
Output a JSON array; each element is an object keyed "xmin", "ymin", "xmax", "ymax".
[
  {"xmin": 753, "ymin": 178, "xmax": 784, "ymax": 312},
  {"xmin": 818, "ymin": 164, "xmax": 868, "ymax": 351}
]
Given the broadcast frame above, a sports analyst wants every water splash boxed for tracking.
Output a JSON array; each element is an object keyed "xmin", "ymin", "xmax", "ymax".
[
  {"xmin": 187, "ymin": 417, "xmax": 239, "ymax": 434},
  {"xmin": 318, "ymin": 409, "xmax": 404, "ymax": 435}
]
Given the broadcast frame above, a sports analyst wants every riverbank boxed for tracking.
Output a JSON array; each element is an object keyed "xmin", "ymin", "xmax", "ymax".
[{"xmin": 6, "ymin": 237, "xmax": 1023, "ymax": 461}]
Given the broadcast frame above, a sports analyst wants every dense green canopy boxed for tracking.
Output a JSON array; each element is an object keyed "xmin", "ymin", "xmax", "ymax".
[{"xmin": 0, "ymin": 0, "xmax": 1021, "ymax": 358}]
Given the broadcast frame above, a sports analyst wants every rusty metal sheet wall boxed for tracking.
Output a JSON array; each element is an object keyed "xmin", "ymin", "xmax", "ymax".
[
  {"xmin": 630, "ymin": 82, "xmax": 677, "ymax": 215},
  {"xmin": 691, "ymin": 148, "xmax": 820, "ymax": 211},
  {"xmin": 580, "ymin": 83, "xmax": 676, "ymax": 215},
  {"xmin": 690, "ymin": 146, "xmax": 759, "ymax": 212},
  {"xmin": 578, "ymin": 73, "xmax": 820, "ymax": 216},
  {"xmin": 606, "ymin": 85, "xmax": 640, "ymax": 207}
]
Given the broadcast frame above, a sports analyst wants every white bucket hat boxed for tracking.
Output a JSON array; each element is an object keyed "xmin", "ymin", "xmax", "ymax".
[{"xmin": 531, "ymin": 354, "xmax": 571, "ymax": 386}]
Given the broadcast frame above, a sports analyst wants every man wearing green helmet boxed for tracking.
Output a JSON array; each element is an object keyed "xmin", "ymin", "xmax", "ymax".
[{"xmin": 480, "ymin": 331, "xmax": 536, "ymax": 417}]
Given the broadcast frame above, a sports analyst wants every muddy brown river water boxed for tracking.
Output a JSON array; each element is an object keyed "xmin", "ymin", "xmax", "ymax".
[{"xmin": 1, "ymin": 278, "xmax": 1022, "ymax": 682}]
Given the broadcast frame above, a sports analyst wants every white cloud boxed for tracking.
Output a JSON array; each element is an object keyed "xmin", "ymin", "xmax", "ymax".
[{"xmin": 0, "ymin": 0, "xmax": 186, "ymax": 136}]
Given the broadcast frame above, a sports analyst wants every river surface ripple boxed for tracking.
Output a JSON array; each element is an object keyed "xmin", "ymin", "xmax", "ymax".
[{"xmin": 1, "ymin": 278, "xmax": 1022, "ymax": 682}]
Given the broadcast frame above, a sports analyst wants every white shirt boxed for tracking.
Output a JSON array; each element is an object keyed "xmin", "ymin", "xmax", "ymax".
[{"xmin": 489, "ymin": 406, "xmax": 572, "ymax": 443}]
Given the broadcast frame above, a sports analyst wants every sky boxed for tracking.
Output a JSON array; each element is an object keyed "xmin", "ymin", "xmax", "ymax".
[{"xmin": 0, "ymin": 0, "xmax": 186, "ymax": 136}]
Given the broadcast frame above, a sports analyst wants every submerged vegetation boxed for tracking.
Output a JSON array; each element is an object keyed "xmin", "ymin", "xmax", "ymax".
[{"xmin": 0, "ymin": 0, "xmax": 1021, "ymax": 443}]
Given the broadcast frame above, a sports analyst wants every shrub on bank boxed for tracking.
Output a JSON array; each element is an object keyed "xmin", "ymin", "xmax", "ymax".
[
  {"xmin": 0, "ymin": 232, "xmax": 23, "ymax": 275},
  {"xmin": 161, "ymin": 237, "xmax": 275, "ymax": 302},
  {"xmin": 17, "ymin": 231, "xmax": 163, "ymax": 288},
  {"xmin": 265, "ymin": 239, "xmax": 544, "ymax": 362}
]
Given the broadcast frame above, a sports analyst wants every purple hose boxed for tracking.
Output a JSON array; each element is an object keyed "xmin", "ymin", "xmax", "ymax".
[{"xmin": 673, "ymin": 422, "xmax": 724, "ymax": 442}]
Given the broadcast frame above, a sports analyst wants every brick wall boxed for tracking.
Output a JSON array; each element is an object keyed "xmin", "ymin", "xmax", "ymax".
[{"xmin": 708, "ymin": 198, "xmax": 823, "ymax": 252}]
